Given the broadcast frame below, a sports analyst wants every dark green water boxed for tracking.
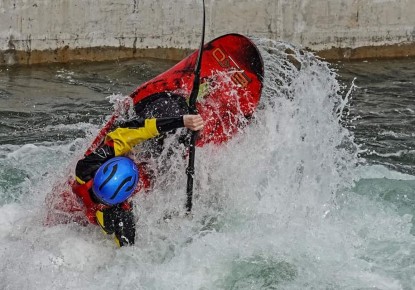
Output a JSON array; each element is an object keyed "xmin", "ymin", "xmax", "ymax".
[
  {"xmin": 337, "ymin": 58, "xmax": 415, "ymax": 175},
  {"xmin": 0, "ymin": 59, "xmax": 176, "ymax": 145},
  {"xmin": 3, "ymin": 58, "xmax": 415, "ymax": 174},
  {"xmin": 0, "ymin": 48, "xmax": 414, "ymax": 290}
]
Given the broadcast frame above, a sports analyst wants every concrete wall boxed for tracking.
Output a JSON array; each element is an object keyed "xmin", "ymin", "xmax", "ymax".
[{"xmin": 1, "ymin": 0, "xmax": 415, "ymax": 65}]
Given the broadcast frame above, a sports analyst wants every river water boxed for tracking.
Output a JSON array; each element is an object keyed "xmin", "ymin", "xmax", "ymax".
[{"xmin": 0, "ymin": 40, "xmax": 414, "ymax": 289}]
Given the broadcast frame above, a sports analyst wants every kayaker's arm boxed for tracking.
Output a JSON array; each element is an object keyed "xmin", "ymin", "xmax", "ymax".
[{"xmin": 75, "ymin": 115, "xmax": 204, "ymax": 183}]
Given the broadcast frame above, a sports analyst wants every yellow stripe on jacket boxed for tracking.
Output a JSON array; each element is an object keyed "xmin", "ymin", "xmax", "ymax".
[{"xmin": 105, "ymin": 118, "xmax": 159, "ymax": 156}]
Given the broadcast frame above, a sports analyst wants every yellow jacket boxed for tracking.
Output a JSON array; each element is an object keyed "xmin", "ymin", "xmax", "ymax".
[{"xmin": 105, "ymin": 118, "xmax": 159, "ymax": 156}]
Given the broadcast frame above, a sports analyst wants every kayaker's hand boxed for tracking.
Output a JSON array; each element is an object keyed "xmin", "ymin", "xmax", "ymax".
[{"xmin": 183, "ymin": 114, "xmax": 204, "ymax": 131}]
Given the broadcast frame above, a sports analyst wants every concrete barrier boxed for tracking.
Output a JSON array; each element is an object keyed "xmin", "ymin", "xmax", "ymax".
[{"xmin": 1, "ymin": 0, "xmax": 414, "ymax": 65}]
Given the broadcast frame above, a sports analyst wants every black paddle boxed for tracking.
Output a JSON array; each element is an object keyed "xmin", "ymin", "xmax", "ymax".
[{"xmin": 186, "ymin": 0, "xmax": 206, "ymax": 213}]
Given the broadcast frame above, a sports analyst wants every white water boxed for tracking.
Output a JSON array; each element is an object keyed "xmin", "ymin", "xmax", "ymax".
[{"xmin": 1, "ymin": 39, "xmax": 414, "ymax": 289}]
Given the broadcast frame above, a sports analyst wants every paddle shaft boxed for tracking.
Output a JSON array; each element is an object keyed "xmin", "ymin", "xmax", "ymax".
[{"xmin": 186, "ymin": 0, "xmax": 205, "ymax": 212}]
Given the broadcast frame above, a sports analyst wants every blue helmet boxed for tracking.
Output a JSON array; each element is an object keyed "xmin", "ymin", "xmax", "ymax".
[{"xmin": 92, "ymin": 157, "xmax": 139, "ymax": 206}]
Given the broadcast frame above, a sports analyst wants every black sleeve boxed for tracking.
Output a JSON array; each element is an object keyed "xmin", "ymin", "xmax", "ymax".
[
  {"xmin": 100, "ymin": 205, "xmax": 136, "ymax": 246},
  {"xmin": 117, "ymin": 116, "xmax": 185, "ymax": 133},
  {"xmin": 75, "ymin": 144, "xmax": 115, "ymax": 182},
  {"xmin": 114, "ymin": 209, "xmax": 135, "ymax": 246},
  {"xmin": 117, "ymin": 119, "xmax": 145, "ymax": 128},
  {"xmin": 156, "ymin": 116, "xmax": 185, "ymax": 133}
]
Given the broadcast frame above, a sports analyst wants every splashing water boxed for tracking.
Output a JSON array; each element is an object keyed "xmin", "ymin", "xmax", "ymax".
[{"xmin": 0, "ymin": 40, "xmax": 414, "ymax": 289}]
